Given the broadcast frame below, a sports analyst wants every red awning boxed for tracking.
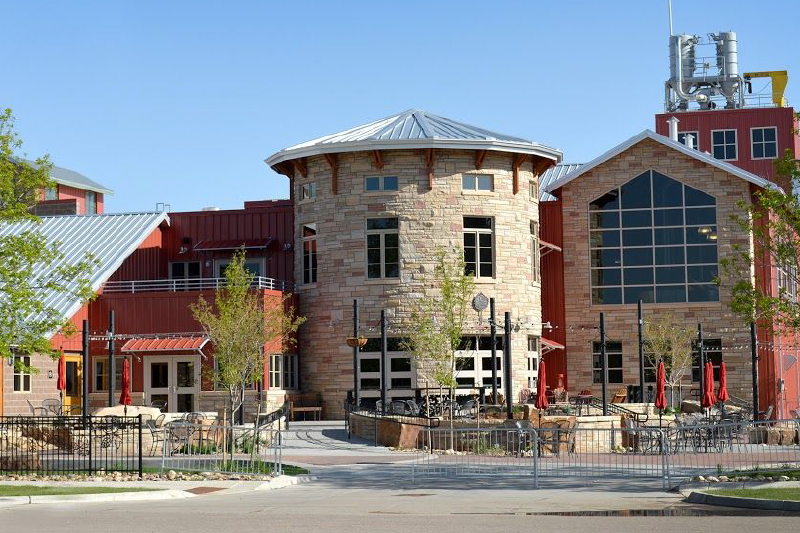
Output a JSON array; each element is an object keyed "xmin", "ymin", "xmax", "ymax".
[
  {"xmin": 541, "ymin": 337, "xmax": 565, "ymax": 355},
  {"xmin": 193, "ymin": 238, "xmax": 274, "ymax": 252},
  {"xmin": 121, "ymin": 336, "xmax": 209, "ymax": 354}
]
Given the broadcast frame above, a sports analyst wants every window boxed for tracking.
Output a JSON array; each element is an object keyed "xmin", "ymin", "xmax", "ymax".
[
  {"xmin": 589, "ymin": 170, "xmax": 719, "ymax": 305},
  {"xmin": 85, "ymin": 191, "xmax": 97, "ymax": 214},
  {"xmin": 302, "ymin": 224, "xmax": 317, "ymax": 284},
  {"xmin": 44, "ymin": 185, "xmax": 58, "ymax": 201},
  {"xmin": 463, "ymin": 217, "xmax": 494, "ymax": 278},
  {"xmin": 531, "ymin": 221, "xmax": 540, "ymax": 283},
  {"xmin": 358, "ymin": 337, "xmax": 412, "ymax": 396},
  {"xmin": 711, "ymin": 129, "xmax": 737, "ymax": 160},
  {"xmin": 751, "ymin": 127, "xmax": 777, "ymax": 160},
  {"xmin": 530, "ymin": 178, "xmax": 538, "ymax": 199},
  {"xmin": 366, "ymin": 217, "xmax": 399, "ymax": 279},
  {"xmin": 677, "ymin": 131, "xmax": 699, "ymax": 150},
  {"xmin": 216, "ymin": 258, "xmax": 263, "ymax": 278},
  {"xmin": 455, "ymin": 335, "xmax": 503, "ymax": 389},
  {"xmin": 170, "ymin": 261, "xmax": 201, "ymax": 279},
  {"xmin": 527, "ymin": 336, "xmax": 540, "ymax": 388},
  {"xmin": 13, "ymin": 355, "xmax": 31, "ymax": 392},
  {"xmin": 692, "ymin": 339, "xmax": 722, "ymax": 382},
  {"xmin": 777, "ymin": 263, "xmax": 798, "ymax": 300},
  {"xmin": 269, "ymin": 354, "xmax": 298, "ymax": 389},
  {"xmin": 643, "ymin": 342, "xmax": 659, "ymax": 383},
  {"xmin": 365, "ymin": 176, "xmax": 398, "ymax": 192},
  {"xmin": 95, "ymin": 356, "xmax": 127, "ymax": 391},
  {"xmin": 300, "ymin": 183, "xmax": 316, "ymax": 200},
  {"xmin": 462, "ymin": 174, "xmax": 493, "ymax": 191},
  {"xmin": 593, "ymin": 341, "xmax": 623, "ymax": 384}
]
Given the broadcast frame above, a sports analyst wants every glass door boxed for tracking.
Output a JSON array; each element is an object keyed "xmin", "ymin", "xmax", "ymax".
[
  {"xmin": 147, "ymin": 358, "xmax": 171, "ymax": 410},
  {"xmin": 174, "ymin": 358, "xmax": 199, "ymax": 412},
  {"xmin": 63, "ymin": 354, "xmax": 82, "ymax": 414},
  {"xmin": 146, "ymin": 357, "xmax": 199, "ymax": 412}
]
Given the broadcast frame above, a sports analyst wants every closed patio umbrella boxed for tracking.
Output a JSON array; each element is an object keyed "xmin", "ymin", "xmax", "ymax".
[
  {"xmin": 654, "ymin": 361, "xmax": 667, "ymax": 427},
  {"xmin": 717, "ymin": 361, "xmax": 729, "ymax": 414},
  {"xmin": 701, "ymin": 360, "xmax": 716, "ymax": 410},
  {"xmin": 57, "ymin": 349, "xmax": 66, "ymax": 408},
  {"xmin": 120, "ymin": 358, "xmax": 131, "ymax": 413}
]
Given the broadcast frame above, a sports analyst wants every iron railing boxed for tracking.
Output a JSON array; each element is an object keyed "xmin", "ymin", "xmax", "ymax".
[
  {"xmin": 103, "ymin": 276, "xmax": 294, "ymax": 294},
  {"xmin": 0, "ymin": 416, "xmax": 143, "ymax": 476}
]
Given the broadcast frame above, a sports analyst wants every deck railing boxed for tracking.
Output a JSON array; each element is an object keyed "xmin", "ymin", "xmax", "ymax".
[{"xmin": 103, "ymin": 276, "xmax": 294, "ymax": 294}]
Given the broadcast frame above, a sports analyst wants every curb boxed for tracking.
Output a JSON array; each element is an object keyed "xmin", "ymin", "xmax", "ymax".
[
  {"xmin": 686, "ymin": 490, "xmax": 800, "ymax": 511},
  {"xmin": 255, "ymin": 475, "xmax": 316, "ymax": 490},
  {"xmin": 0, "ymin": 489, "xmax": 193, "ymax": 508}
]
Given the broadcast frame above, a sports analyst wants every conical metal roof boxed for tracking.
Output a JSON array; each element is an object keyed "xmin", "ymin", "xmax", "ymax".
[{"xmin": 266, "ymin": 109, "xmax": 561, "ymax": 169}]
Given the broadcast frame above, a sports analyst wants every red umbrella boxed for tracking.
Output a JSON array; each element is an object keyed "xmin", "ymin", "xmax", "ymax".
[
  {"xmin": 535, "ymin": 359, "xmax": 548, "ymax": 411},
  {"xmin": 654, "ymin": 361, "xmax": 667, "ymax": 411},
  {"xmin": 56, "ymin": 349, "xmax": 66, "ymax": 392},
  {"xmin": 119, "ymin": 358, "xmax": 131, "ymax": 406},
  {"xmin": 701, "ymin": 360, "xmax": 716, "ymax": 408},
  {"xmin": 717, "ymin": 361, "xmax": 729, "ymax": 403}
]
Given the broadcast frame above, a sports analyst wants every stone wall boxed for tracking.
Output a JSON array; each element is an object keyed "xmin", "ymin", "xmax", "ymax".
[
  {"xmin": 559, "ymin": 137, "xmax": 754, "ymax": 401},
  {"xmin": 293, "ymin": 149, "xmax": 544, "ymax": 418},
  {"xmin": 2, "ymin": 353, "xmax": 59, "ymax": 415}
]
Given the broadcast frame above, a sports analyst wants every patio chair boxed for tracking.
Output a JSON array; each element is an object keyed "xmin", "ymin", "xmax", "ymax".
[
  {"xmin": 146, "ymin": 417, "xmax": 167, "ymax": 456},
  {"xmin": 457, "ymin": 400, "xmax": 477, "ymax": 419},
  {"xmin": 611, "ymin": 388, "xmax": 627, "ymax": 404},
  {"xmin": 759, "ymin": 405, "xmax": 774, "ymax": 421},
  {"xmin": 405, "ymin": 399, "xmax": 421, "ymax": 416},
  {"xmin": 42, "ymin": 398, "xmax": 63, "ymax": 416},
  {"xmin": 26, "ymin": 399, "xmax": 48, "ymax": 416}
]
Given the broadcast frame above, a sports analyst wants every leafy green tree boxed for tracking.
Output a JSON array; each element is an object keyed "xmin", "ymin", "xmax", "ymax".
[
  {"xmin": 721, "ymin": 117, "xmax": 800, "ymax": 333},
  {"xmin": 403, "ymin": 249, "xmax": 474, "ymax": 415},
  {"xmin": 191, "ymin": 249, "xmax": 305, "ymax": 422},
  {"xmin": 0, "ymin": 108, "xmax": 96, "ymax": 368}
]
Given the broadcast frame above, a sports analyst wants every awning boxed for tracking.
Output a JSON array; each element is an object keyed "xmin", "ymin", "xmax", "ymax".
[
  {"xmin": 121, "ymin": 336, "xmax": 209, "ymax": 354},
  {"xmin": 193, "ymin": 238, "xmax": 274, "ymax": 252},
  {"xmin": 541, "ymin": 337, "xmax": 565, "ymax": 355}
]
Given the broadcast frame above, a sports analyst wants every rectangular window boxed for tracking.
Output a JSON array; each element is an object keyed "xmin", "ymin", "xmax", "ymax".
[
  {"xmin": 711, "ymin": 129, "xmax": 737, "ymax": 160},
  {"xmin": 216, "ymin": 258, "xmax": 263, "ymax": 278},
  {"xmin": 44, "ymin": 185, "xmax": 58, "ymax": 201},
  {"xmin": 677, "ymin": 131, "xmax": 700, "ymax": 150},
  {"xmin": 85, "ymin": 191, "xmax": 97, "ymax": 214},
  {"xmin": 531, "ymin": 220, "xmax": 540, "ymax": 283},
  {"xmin": 463, "ymin": 216, "xmax": 494, "ymax": 278},
  {"xmin": 462, "ymin": 174, "xmax": 493, "ymax": 191},
  {"xmin": 592, "ymin": 341, "xmax": 623, "ymax": 384},
  {"xmin": 751, "ymin": 127, "xmax": 778, "ymax": 160},
  {"xmin": 94, "ymin": 356, "xmax": 127, "ymax": 392},
  {"xmin": 268, "ymin": 354, "xmax": 282, "ymax": 389},
  {"xmin": 527, "ymin": 336, "xmax": 540, "ymax": 388},
  {"xmin": 365, "ymin": 176, "xmax": 398, "ymax": 192},
  {"xmin": 300, "ymin": 183, "xmax": 316, "ymax": 200},
  {"xmin": 170, "ymin": 261, "xmax": 201, "ymax": 280},
  {"xmin": 692, "ymin": 338, "xmax": 722, "ymax": 382},
  {"xmin": 13, "ymin": 355, "xmax": 31, "ymax": 392},
  {"xmin": 366, "ymin": 217, "xmax": 399, "ymax": 279},
  {"xmin": 269, "ymin": 354, "xmax": 297, "ymax": 390},
  {"xmin": 302, "ymin": 223, "xmax": 317, "ymax": 284}
]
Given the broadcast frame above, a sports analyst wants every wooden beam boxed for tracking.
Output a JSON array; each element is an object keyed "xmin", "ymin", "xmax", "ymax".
[
  {"xmin": 324, "ymin": 153, "xmax": 338, "ymax": 195},
  {"xmin": 425, "ymin": 149, "xmax": 435, "ymax": 190},
  {"xmin": 512, "ymin": 154, "xmax": 528, "ymax": 195},
  {"xmin": 475, "ymin": 150, "xmax": 487, "ymax": 170},
  {"xmin": 372, "ymin": 150, "xmax": 384, "ymax": 170},
  {"xmin": 532, "ymin": 158, "xmax": 555, "ymax": 199},
  {"xmin": 274, "ymin": 161, "xmax": 294, "ymax": 179},
  {"xmin": 295, "ymin": 157, "xmax": 308, "ymax": 178}
]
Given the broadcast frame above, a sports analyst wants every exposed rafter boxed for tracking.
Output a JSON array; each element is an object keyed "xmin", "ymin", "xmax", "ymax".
[
  {"xmin": 512, "ymin": 154, "xmax": 528, "ymax": 195},
  {"xmin": 324, "ymin": 153, "xmax": 338, "ymax": 195},
  {"xmin": 274, "ymin": 161, "xmax": 294, "ymax": 179},
  {"xmin": 372, "ymin": 150, "xmax": 384, "ymax": 170},
  {"xmin": 425, "ymin": 149, "xmax": 435, "ymax": 190},
  {"xmin": 295, "ymin": 157, "xmax": 308, "ymax": 178},
  {"xmin": 475, "ymin": 149, "xmax": 487, "ymax": 170}
]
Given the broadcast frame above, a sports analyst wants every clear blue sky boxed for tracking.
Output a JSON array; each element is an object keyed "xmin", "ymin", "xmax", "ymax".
[{"xmin": 4, "ymin": 0, "xmax": 799, "ymax": 213}]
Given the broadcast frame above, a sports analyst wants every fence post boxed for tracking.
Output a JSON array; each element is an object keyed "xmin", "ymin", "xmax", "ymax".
[
  {"xmin": 660, "ymin": 429, "xmax": 670, "ymax": 490},
  {"xmin": 532, "ymin": 428, "xmax": 539, "ymax": 489},
  {"xmin": 137, "ymin": 414, "xmax": 143, "ymax": 478},
  {"xmin": 88, "ymin": 418, "xmax": 93, "ymax": 474}
]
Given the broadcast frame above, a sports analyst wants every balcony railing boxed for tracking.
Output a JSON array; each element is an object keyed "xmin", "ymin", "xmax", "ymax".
[{"xmin": 102, "ymin": 276, "xmax": 294, "ymax": 294}]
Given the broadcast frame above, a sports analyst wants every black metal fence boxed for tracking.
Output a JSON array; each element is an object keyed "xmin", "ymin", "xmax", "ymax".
[{"xmin": 0, "ymin": 416, "xmax": 143, "ymax": 476}]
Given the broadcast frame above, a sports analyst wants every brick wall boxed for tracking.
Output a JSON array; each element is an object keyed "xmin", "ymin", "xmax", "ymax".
[{"xmin": 2, "ymin": 353, "xmax": 60, "ymax": 415}]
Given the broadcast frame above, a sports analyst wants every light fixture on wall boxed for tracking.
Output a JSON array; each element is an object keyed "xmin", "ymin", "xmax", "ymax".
[{"xmin": 48, "ymin": 370, "xmax": 53, "ymax": 379}]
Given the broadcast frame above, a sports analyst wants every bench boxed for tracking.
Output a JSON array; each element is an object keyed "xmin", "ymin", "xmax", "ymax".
[{"xmin": 289, "ymin": 393, "xmax": 323, "ymax": 421}]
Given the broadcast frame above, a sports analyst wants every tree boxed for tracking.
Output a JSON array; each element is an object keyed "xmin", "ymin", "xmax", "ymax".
[
  {"xmin": 191, "ymin": 249, "xmax": 305, "ymax": 423},
  {"xmin": 0, "ymin": 108, "xmax": 96, "ymax": 368},
  {"xmin": 644, "ymin": 312, "xmax": 695, "ymax": 407},
  {"xmin": 721, "ymin": 124, "xmax": 800, "ymax": 333},
  {"xmin": 403, "ymin": 248, "xmax": 474, "ymax": 415}
]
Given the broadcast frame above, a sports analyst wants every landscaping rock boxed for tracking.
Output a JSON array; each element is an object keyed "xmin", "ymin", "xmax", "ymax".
[{"xmin": 166, "ymin": 469, "xmax": 178, "ymax": 480}]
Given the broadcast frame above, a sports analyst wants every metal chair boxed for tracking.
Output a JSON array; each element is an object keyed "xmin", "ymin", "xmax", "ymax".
[
  {"xmin": 26, "ymin": 399, "xmax": 48, "ymax": 416},
  {"xmin": 42, "ymin": 398, "xmax": 63, "ymax": 416}
]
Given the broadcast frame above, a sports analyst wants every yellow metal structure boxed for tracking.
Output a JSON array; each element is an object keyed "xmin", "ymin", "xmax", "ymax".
[{"xmin": 744, "ymin": 70, "xmax": 789, "ymax": 107}]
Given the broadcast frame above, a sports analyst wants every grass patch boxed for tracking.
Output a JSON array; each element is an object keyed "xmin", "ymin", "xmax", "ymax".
[
  {"xmin": 726, "ymin": 469, "xmax": 800, "ymax": 480},
  {"xmin": 709, "ymin": 487, "xmax": 800, "ymax": 501},
  {"xmin": 0, "ymin": 485, "xmax": 162, "ymax": 497}
]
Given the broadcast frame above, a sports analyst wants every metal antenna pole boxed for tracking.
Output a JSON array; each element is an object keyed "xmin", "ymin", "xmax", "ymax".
[
  {"xmin": 108, "ymin": 310, "xmax": 115, "ymax": 408},
  {"xmin": 638, "ymin": 299, "xmax": 645, "ymax": 403},
  {"xmin": 380, "ymin": 310, "xmax": 387, "ymax": 412},
  {"xmin": 668, "ymin": 0, "xmax": 674, "ymax": 36},
  {"xmin": 353, "ymin": 299, "xmax": 359, "ymax": 407},
  {"xmin": 751, "ymin": 322, "xmax": 759, "ymax": 420},
  {"xmin": 490, "ymin": 298, "xmax": 498, "ymax": 404},
  {"xmin": 600, "ymin": 312, "xmax": 608, "ymax": 416},
  {"xmin": 504, "ymin": 312, "xmax": 513, "ymax": 420}
]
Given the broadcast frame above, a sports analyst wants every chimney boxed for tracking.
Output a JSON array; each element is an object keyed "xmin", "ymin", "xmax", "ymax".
[
  {"xmin": 667, "ymin": 116, "xmax": 680, "ymax": 141},
  {"xmin": 684, "ymin": 133, "xmax": 695, "ymax": 150}
]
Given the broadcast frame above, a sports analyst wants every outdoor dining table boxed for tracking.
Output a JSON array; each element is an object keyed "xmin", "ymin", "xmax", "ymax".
[{"xmin": 575, "ymin": 394, "xmax": 593, "ymax": 416}]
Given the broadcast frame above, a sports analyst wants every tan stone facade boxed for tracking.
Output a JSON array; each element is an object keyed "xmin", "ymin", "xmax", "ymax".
[
  {"xmin": 293, "ymin": 149, "xmax": 543, "ymax": 417},
  {"xmin": 2, "ymin": 353, "xmax": 59, "ymax": 415},
  {"xmin": 559, "ymin": 137, "xmax": 754, "ymax": 403}
]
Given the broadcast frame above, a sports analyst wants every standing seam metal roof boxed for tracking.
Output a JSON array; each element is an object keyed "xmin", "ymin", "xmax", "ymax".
[
  {"xmin": 265, "ymin": 109, "xmax": 562, "ymax": 168},
  {"xmin": 539, "ymin": 163, "xmax": 584, "ymax": 201},
  {"xmin": 18, "ymin": 158, "xmax": 114, "ymax": 195},
  {"xmin": 0, "ymin": 212, "xmax": 169, "ymax": 336}
]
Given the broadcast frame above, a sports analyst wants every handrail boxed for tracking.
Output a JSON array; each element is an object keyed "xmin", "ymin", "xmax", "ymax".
[
  {"xmin": 588, "ymin": 397, "xmax": 649, "ymax": 423},
  {"xmin": 103, "ymin": 276, "xmax": 294, "ymax": 294},
  {"xmin": 344, "ymin": 402, "xmax": 441, "ymax": 428}
]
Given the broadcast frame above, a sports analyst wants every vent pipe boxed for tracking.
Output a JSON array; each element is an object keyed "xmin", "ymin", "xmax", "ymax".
[
  {"xmin": 667, "ymin": 116, "xmax": 680, "ymax": 141},
  {"xmin": 685, "ymin": 133, "xmax": 695, "ymax": 150}
]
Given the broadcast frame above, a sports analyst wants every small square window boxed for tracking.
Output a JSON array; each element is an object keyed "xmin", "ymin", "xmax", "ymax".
[
  {"xmin": 751, "ymin": 127, "xmax": 778, "ymax": 160},
  {"xmin": 300, "ymin": 183, "xmax": 316, "ymax": 200},
  {"xmin": 365, "ymin": 176, "xmax": 398, "ymax": 192},
  {"xmin": 712, "ymin": 129, "xmax": 737, "ymax": 160}
]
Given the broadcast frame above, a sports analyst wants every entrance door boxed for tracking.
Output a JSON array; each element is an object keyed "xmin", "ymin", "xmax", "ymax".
[
  {"xmin": 146, "ymin": 357, "xmax": 200, "ymax": 412},
  {"xmin": 63, "ymin": 354, "xmax": 82, "ymax": 414}
]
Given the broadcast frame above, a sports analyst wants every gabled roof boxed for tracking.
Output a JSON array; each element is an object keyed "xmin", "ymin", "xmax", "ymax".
[
  {"xmin": 543, "ymin": 130, "xmax": 782, "ymax": 196},
  {"xmin": 0, "ymin": 212, "xmax": 169, "ymax": 335},
  {"xmin": 20, "ymin": 158, "xmax": 114, "ymax": 195},
  {"xmin": 539, "ymin": 163, "xmax": 584, "ymax": 201},
  {"xmin": 266, "ymin": 109, "xmax": 562, "ymax": 169}
]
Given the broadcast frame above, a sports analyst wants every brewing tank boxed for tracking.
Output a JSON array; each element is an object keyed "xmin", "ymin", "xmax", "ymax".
[{"xmin": 669, "ymin": 34, "xmax": 697, "ymax": 87}]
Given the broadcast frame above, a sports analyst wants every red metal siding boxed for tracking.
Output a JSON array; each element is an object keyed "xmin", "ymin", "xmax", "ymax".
[
  {"xmin": 655, "ymin": 107, "xmax": 798, "ymax": 189},
  {"xmin": 108, "ymin": 227, "xmax": 165, "ymax": 281},
  {"xmin": 57, "ymin": 186, "xmax": 103, "ymax": 215},
  {"xmin": 539, "ymin": 200, "xmax": 568, "ymax": 390}
]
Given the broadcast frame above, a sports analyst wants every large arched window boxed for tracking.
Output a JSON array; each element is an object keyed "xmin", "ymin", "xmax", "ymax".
[{"xmin": 589, "ymin": 170, "xmax": 718, "ymax": 305}]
